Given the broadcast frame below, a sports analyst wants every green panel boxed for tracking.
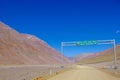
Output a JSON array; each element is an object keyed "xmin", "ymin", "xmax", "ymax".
[{"xmin": 75, "ymin": 40, "xmax": 98, "ymax": 46}]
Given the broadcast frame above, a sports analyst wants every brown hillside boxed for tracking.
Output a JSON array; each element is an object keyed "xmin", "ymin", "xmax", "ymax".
[
  {"xmin": 0, "ymin": 22, "xmax": 70, "ymax": 65},
  {"xmin": 78, "ymin": 45, "xmax": 120, "ymax": 64}
]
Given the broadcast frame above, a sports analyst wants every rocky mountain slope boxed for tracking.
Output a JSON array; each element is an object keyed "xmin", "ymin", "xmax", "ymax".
[
  {"xmin": 0, "ymin": 22, "xmax": 70, "ymax": 65},
  {"xmin": 77, "ymin": 45, "xmax": 120, "ymax": 64}
]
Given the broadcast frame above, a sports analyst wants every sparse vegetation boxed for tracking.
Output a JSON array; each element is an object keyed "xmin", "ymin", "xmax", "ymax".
[
  {"xmin": 33, "ymin": 76, "xmax": 47, "ymax": 80},
  {"xmin": 32, "ymin": 67, "xmax": 72, "ymax": 80}
]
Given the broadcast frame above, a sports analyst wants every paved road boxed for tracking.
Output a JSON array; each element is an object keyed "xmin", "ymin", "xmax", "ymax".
[{"xmin": 48, "ymin": 65, "xmax": 120, "ymax": 80}]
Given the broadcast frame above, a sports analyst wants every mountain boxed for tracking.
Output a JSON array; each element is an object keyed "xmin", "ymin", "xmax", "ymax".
[
  {"xmin": 0, "ymin": 22, "xmax": 70, "ymax": 65},
  {"xmin": 77, "ymin": 45, "xmax": 120, "ymax": 64}
]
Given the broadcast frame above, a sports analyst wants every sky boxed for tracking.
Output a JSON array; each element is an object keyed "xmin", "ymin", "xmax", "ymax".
[{"xmin": 0, "ymin": 0, "xmax": 120, "ymax": 57}]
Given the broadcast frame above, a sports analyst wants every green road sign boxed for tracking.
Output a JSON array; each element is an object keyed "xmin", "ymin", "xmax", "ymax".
[{"xmin": 75, "ymin": 40, "xmax": 98, "ymax": 46}]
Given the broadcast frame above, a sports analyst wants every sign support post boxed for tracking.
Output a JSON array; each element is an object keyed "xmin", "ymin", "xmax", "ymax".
[
  {"xmin": 113, "ymin": 39, "xmax": 117, "ymax": 69},
  {"xmin": 61, "ymin": 39, "xmax": 117, "ymax": 69}
]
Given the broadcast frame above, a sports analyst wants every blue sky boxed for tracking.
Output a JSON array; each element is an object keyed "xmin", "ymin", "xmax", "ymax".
[{"xmin": 0, "ymin": 0, "xmax": 120, "ymax": 57}]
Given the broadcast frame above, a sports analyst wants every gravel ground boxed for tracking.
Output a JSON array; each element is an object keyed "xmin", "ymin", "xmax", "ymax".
[
  {"xmin": 0, "ymin": 60, "xmax": 119, "ymax": 80},
  {"xmin": 84, "ymin": 60, "xmax": 120, "ymax": 69},
  {"xmin": 0, "ymin": 65, "xmax": 70, "ymax": 80}
]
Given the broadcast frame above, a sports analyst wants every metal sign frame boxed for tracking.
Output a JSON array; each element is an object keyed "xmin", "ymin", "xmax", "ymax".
[{"xmin": 61, "ymin": 39, "xmax": 117, "ymax": 69}]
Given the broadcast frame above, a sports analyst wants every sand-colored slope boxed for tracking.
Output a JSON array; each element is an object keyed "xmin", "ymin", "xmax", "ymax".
[{"xmin": 78, "ymin": 45, "xmax": 120, "ymax": 64}]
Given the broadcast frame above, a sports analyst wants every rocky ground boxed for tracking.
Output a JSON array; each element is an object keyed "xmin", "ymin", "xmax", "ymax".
[{"xmin": 0, "ymin": 65, "xmax": 71, "ymax": 80}]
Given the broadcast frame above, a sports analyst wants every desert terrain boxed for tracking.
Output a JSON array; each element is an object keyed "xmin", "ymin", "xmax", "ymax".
[{"xmin": 0, "ymin": 22, "xmax": 120, "ymax": 80}]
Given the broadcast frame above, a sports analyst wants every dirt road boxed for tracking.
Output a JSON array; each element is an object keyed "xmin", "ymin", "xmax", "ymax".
[{"xmin": 48, "ymin": 65, "xmax": 120, "ymax": 80}]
